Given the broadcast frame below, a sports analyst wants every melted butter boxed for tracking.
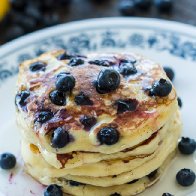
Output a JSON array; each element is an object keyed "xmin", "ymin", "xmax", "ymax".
[{"xmin": 29, "ymin": 144, "xmax": 40, "ymax": 154}]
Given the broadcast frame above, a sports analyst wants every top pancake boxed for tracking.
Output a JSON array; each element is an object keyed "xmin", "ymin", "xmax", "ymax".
[{"xmin": 16, "ymin": 50, "xmax": 177, "ymax": 154}]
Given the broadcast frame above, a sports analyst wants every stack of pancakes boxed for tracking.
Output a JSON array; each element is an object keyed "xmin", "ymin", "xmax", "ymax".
[{"xmin": 16, "ymin": 50, "xmax": 182, "ymax": 196}]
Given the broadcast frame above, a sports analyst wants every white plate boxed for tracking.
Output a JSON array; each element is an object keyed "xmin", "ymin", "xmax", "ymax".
[{"xmin": 0, "ymin": 17, "xmax": 196, "ymax": 196}]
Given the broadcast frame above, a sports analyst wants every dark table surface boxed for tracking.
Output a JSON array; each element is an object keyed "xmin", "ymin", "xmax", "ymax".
[{"xmin": 0, "ymin": 0, "xmax": 196, "ymax": 45}]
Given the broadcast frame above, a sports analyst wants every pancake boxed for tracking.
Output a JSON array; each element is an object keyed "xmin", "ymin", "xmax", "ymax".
[
  {"xmin": 25, "ymin": 161, "xmax": 167, "ymax": 196},
  {"xmin": 16, "ymin": 50, "xmax": 182, "ymax": 196},
  {"xmin": 16, "ymin": 50, "xmax": 177, "ymax": 154},
  {"xmin": 21, "ymin": 110, "xmax": 179, "ymax": 171},
  {"xmin": 23, "ymin": 143, "xmax": 177, "ymax": 196},
  {"xmin": 21, "ymin": 112, "xmax": 180, "ymax": 182}
]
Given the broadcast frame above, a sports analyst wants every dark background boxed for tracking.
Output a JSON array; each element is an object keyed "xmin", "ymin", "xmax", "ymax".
[
  {"xmin": 0, "ymin": 0, "xmax": 196, "ymax": 45},
  {"xmin": 60, "ymin": 0, "xmax": 196, "ymax": 24}
]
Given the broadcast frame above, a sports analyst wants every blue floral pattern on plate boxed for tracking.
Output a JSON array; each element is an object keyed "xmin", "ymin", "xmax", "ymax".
[{"xmin": 0, "ymin": 27, "xmax": 196, "ymax": 84}]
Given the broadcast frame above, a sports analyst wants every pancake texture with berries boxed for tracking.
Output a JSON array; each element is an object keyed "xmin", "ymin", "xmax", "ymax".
[
  {"xmin": 22, "ymin": 111, "xmax": 181, "ymax": 179},
  {"xmin": 16, "ymin": 50, "xmax": 182, "ymax": 196}
]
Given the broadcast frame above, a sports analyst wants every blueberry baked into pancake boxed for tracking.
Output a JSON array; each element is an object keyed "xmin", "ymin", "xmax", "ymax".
[{"xmin": 15, "ymin": 50, "xmax": 182, "ymax": 196}]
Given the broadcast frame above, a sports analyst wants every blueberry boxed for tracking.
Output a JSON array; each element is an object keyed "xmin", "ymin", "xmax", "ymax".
[
  {"xmin": 25, "ymin": 5, "xmax": 42, "ymax": 21},
  {"xmin": 49, "ymin": 90, "xmax": 66, "ymax": 106},
  {"xmin": 5, "ymin": 25, "xmax": 25, "ymax": 41},
  {"xmin": 127, "ymin": 179, "xmax": 139, "ymax": 184},
  {"xmin": 149, "ymin": 78, "xmax": 172, "ymax": 97},
  {"xmin": 80, "ymin": 116, "xmax": 97, "ymax": 130},
  {"xmin": 57, "ymin": 52, "xmax": 73, "ymax": 60},
  {"xmin": 42, "ymin": 0, "xmax": 71, "ymax": 7},
  {"xmin": 119, "ymin": 0, "xmax": 136, "ymax": 16},
  {"xmin": 120, "ymin": 64, "xmax": 137, "ymax": 76},
  {"xmin": 121, "ymin": 59, "xmax": 137, "ymax": 64},
  {"xmin": 9, "ymin": 11, "xmax": 37, "ymax": 32},
  {"xmin": 10, "ymin": 0, "xmax": 26, "ymax": 10},
  {"xmin": 69, "ymin": 58, "xmax": 85, "ymax": 67},
  {"xmin": 163, "ymin": 66, "xmax": 175, "ymax": 81},
  {"xmin": 15, "ymin": 90, "xmax": 30, "ymax": 107},
  {"xmin": 42, "ymin": 13, "xmax": 60, "ymax": 27},
  {"xmin": 154, "ymin": 0, "xmax": 173, "ymax": 12},
  {"xmin": 68, "ymin": 180, "xmax": 84, "ymax": 186},
  {"xmin": 41, "ymin": 0, "xmax": 55, "ymax": 8},
  {"xmin": 51, "ymin": 127, "xmax": 70, "ymax": 148},
  {"xmin": 29, "ymin": 62, "xmax": 46, "ymax": 72},
  {"xmin": 92, "ymin": 0, "xmax": 107, "ymax": 3},
  {"xmin": 178, "ymin": 137, "xmax": 196, "ymax": 155},
  {"xmin": 35, "ymin": 111, "xmax": 53, "ymax": 124},
  {"xmin": 176, "ymin": 168, "xmax": 195, "ymax": 186},
  {"xmin": 116, "ymin": 99, "xmax": 138, "ymax": 114},
  {"xmin": 135, "ymin": 0, "xmax": 152, "ymax": 10},
  {"xmin": 119, "ymin": 60, "xmax": 137, "ymax": 76},
  {"xmin": 0, "ymin": 153, "xmax": 16, "ymax": 170},
  {"xmin": 97, "ymin": 127, "xmax": 120, "ymax": 145},
  {"xmin": 55, "ymin": 73, "xmax": 75, "ymax": 92},
  {"xmin": 177, "ymin": 97, "xmax": 182, "ymax": 108},
  {"xmin": 96, "ymin": 69, "xmax": 120, "ymax": 94},
  {"xmin": 57, "ymin": 0, "xmax": 71, "ymax": 5},
  {"xmin": 74, "ymin": 92, "xmax": 93, "ymax": 106},
  {"xmin": 89, "ymin": 60, "xmax": 114, "ymax": 67},
  {"xmin": 18, "ymin": 15, "xmax": 37, "ymax": 32},
  {"xmin": 147, "ymin": 169, "xmax": 158, "ymax": 179},
  {"xmin": 27, "ymin": 1, "xmax": 42, "ymax": 9},
  {"xmin": 44, "ymin": 184, "xmax": 63, "ymax": 196},
  {"xmin": 162, "ymin": 193, "xmax": 174, "ymax": 196},
  {"xmin": 42, "ymin": 0, "xmax": 66, "ymax": 8},
  {"xmin": 110, "ymin": 193, "xmax": 121, "ymax": 196}
]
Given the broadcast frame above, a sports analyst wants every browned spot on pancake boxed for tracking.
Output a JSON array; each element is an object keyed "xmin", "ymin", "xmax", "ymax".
[
  {"xmin": 142, "ymin": 131, "xmax": 158, "ymax": 145},
  {"xmin": 57, "ymin": 153, "xmax": 74, "ymax": 168},
  {"xmin": 123, "ymin": 160, "xmax": 130, "ymax": 163},
  {"xmin": 122, "ymin": 129, "xmax": 159, "ymax": 153},
  {"xmin": 44, "ymin": 110, "xmax": 73, "ymax": 134},
  {"xmin": 29, "ymin": 144, "xmax": 40, "ymax": 154},
  {"xmin": 106, "ymin": 153, "xmax": 153, "ymax": 165},
  {"xmin": 29, "ymin": 84, "xmax": 41, "ymax": 91},
  {"xmin": 134, "ymin": 154, "xmax": 152, "ymax": 158},
  {"xmin": 115, "ymin": 106, "xmax": 158, "ymax": 133},
  {"xmin": 158, "ymin": 140, "xmax": 163, "ymax": 145}
]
